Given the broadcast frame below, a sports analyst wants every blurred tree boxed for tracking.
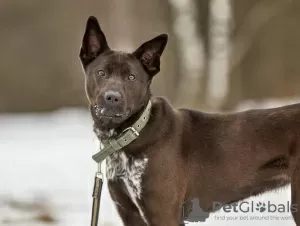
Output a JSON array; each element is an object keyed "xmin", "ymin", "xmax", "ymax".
[
  {"xmin": 169, "ymin": 0, "xmax": 205, "ymax": 109},
  {"xmin": 173, "ymin": 0, "xmax": 231, "ymax": 111},
  {"xmin": 203, "ymin": 0, "xmax": 231, "ymax": 111},
  {"xmin": 194, "ymin": 0, "xmax": 210, "ymax": 109},
  {"xmin": 224, "ymin": 0, "xmax": 300, "ymax": 110}
]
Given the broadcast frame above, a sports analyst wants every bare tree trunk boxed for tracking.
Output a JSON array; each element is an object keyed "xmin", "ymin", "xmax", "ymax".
[
  {"xmin": 173, "ymin": 0, "xmax": 231, "ymax": 111},
  {"xmin": 194, "ymin": 0, "xmax": 211, "ymax": 110},
  {"xmin": 206, "ymin": 0, "xmax": 231, "ymax": 110},
  {"xmin": 169, "ymin": 0, "xmax": 205, "ymax": 109}
]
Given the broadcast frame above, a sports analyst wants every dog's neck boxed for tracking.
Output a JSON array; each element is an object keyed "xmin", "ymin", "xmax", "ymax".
[
  {"xmin": 93, "ymin": 99, "xmax": 151, "ymax": 141},
  {"xmin": 92, "ymin": 100, "xmax": 153, "ymax": 163}
]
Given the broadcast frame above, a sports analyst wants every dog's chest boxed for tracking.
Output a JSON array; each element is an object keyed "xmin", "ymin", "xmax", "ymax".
[{"xmin": 106, "ymin": 151, "xmax": 148, "ymax": 199}]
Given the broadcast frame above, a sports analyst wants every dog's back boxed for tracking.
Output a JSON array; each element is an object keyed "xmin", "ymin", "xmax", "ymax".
[{"xmin": 178, "ymin": 103, "xmax": 300, "ymax": 211}]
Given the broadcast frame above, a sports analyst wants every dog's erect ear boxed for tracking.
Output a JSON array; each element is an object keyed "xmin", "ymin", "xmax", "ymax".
[
  {"xmin": 79, "ymin": 16, "xmax": 110, "ymax": 68},
  {"xmin": 133, "ymin": 34, "xmax": 168, "ymax": 76}
]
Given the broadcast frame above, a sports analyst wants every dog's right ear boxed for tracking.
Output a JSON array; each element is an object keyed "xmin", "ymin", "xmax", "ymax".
[{"xmin": 79, "ymin": 16, "xmax": 110, "ymax": 68}]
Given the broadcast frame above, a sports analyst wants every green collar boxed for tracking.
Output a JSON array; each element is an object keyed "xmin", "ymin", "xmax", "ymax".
[{"xmin": 92, "ymin": 100, "xmax": 152, "ymax": 163}]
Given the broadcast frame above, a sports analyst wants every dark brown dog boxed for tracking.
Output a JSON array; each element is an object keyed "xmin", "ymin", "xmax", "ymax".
[{"xmin": 79, "ymin": 16, "xmax": 300, "ymax": 226}]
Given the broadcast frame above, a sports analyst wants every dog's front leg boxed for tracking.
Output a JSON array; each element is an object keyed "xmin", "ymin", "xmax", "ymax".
[
  {"xmin": 108, "ymin": 180, "xmax": 147, "ymax": 226},
  {"xmin": 144, "ymin": 209, "xmax": 181, "ymax": 226},
  {"xmin": 142, "ymin": 200, "xmax": 182, "ymax": 226},
  {"xmin": 115, "ymin": 204, "xmax": 148, "ymax": 226}
]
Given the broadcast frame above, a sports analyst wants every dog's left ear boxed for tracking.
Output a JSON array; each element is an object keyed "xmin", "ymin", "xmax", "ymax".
[
  {"xmin": 133, "ymin": 34, "xmax": 168, "ymax": 76},
  {"xmin": 79, "ymin": 16, "xmax": 110, "ymax": 68}
]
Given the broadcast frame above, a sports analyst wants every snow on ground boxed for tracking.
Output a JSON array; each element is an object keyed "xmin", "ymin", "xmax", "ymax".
[
  {"xmin": 0, "ymin": 109, "xmax": 120, "ymax": 226},
  {"xmin": 0, "ymin": 98, "xmax": 298, "ymax": 226}
]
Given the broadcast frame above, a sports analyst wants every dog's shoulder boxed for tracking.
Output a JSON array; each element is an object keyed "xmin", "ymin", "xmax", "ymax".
[
  {"xmin": 178, "ymin": 107, "xmax": 221, "ymax": 126},
  {"xmin": 151, "ymin": 96, "xmax": 178, "ymax": 118},
  {"xmin": 151, "ymin": 96, "xmax": 224, "ymax": 128},
  {"xmin": 151, "ymin": 96, "xmax": 172, "ymax": 108}
]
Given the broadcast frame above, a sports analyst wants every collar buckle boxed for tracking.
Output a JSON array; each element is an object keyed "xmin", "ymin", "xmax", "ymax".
[{"xmin": 123, "ymin": 126, "xmax": 139, "ymax": 138}]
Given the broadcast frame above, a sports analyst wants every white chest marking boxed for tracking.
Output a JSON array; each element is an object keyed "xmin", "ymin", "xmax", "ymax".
[{"xmin": 106, "ymin": 151, "xmax": 148, "ymax": 223}]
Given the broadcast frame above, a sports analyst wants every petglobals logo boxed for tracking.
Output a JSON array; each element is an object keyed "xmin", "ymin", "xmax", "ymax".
[
  {"xmin": 181, "ymin": 198, "xmax": 297, "ymax": 223},
  {"xmin": 212, "ymin": 201, "xmax": 298, "ymax": 214}
]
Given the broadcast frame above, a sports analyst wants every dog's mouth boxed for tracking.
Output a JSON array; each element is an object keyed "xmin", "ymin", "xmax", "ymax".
[{"xmin": 93, "ymin": 105, "xmax": 129, "ymax": 120}]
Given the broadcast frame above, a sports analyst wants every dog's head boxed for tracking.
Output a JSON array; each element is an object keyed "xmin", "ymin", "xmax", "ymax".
[{"xmin": 79, "ymin": 16, "xmax": 168, "ymax": 137}]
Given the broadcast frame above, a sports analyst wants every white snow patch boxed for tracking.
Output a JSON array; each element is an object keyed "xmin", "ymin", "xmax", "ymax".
[{"xmin": 0, "ymin": 108, "xmax": 121, "ymax": 226}]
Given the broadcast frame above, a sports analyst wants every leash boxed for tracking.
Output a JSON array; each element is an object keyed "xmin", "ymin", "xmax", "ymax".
[
  {"xmin": 91, "ymin": 162, "xmax": 103, "ymax": 226},
  {"xmin": 90, "ymin": 101, "xmax": 152, "ymax": 226}
]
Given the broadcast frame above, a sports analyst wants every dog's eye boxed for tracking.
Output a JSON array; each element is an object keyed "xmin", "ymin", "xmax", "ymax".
[
  {"xmin": 97, "ymin": 70, "xmax": 105, "ymax": 77},
  {"xmin": 128, "ymin": 74, "xmax": 136, "ymax": 81}
]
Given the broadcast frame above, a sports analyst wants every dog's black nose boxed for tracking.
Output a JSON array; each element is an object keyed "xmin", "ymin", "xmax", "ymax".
[{"xmin": 104, "ymin": 91, "xmax": 122, "ymax": 106}]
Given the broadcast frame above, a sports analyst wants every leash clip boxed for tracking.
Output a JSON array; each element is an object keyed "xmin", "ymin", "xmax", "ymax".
[
  {"xmin": 96, "ymin": 162, "xmax": 103, "ymax": 179},
  {"xmin": 95, "ymin": 172, "xmax": 103, "ymax": 179}
]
